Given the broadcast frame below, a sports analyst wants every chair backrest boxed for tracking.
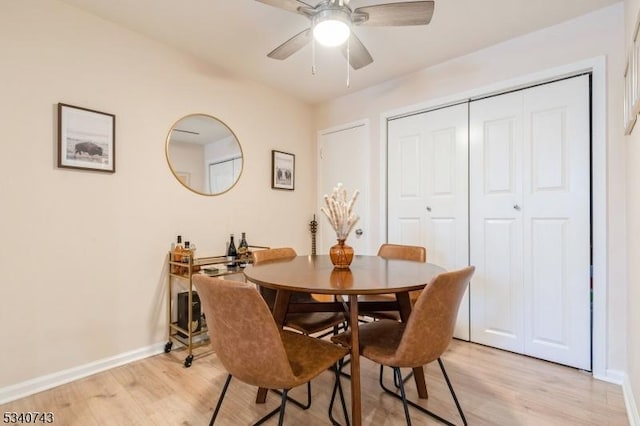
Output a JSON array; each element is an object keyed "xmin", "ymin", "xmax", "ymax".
[
  {"xmin": 252, "ymin": 247, "xmax": 297, "ymax": 264},
  {"xmin": 378, "ymin": 243, "xmax": 426, "ymax": 263},
  {"xmin": 252, "ymin": 247, "xmax": 312, "ymax": 305},
  {"xmin": 394, "ymin": 266, "xmax": 475, "ymax": 366},
  {"xmin": 192, "ymin": 275, "xmax": 298, "ymax": 389}
]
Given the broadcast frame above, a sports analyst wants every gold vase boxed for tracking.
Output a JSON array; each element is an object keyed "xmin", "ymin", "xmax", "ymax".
[{"xmin": 329, "ymin": 239, "xmax": 354, "ymax": 269}]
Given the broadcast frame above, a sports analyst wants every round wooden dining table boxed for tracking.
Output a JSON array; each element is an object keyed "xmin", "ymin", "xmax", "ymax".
[{"xmin": 243, "ymin": 254, "xmax": 446, "ymax": 426}]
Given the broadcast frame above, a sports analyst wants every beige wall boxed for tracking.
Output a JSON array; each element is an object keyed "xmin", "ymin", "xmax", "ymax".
[
  {"xmin": 625, "ymin": 0, "xmax": 640, "ymax": 420},
  {"xmin": 315, "ymin": 4, "xmax": 628, "ymax": 378},
  {"xmin": 0, "ymin": 1, "xmax": 315, "ymax": 389}
]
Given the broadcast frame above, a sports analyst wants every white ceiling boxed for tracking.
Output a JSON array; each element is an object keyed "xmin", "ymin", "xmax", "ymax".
[{"xmin": 61, "ymin": 0, "xmax": 621, "ymax": 104}]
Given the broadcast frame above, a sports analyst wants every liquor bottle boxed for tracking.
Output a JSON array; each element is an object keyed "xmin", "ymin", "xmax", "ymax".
[
  {"xmin": 189, "ymin": 241, "xmax": 200, "ymax": 272},
  {"xmin": 172, "ymin": 235, "xmax": 184, "ymax": 274},
  {"xmin": 226, "ymin": 234, "xmax": 237, "ymax": 268},
  {"xmin": 183, "ymin": 241, "xmax": 193, "ymax": 274},
  {"xmin": 238, "ymin": 232, "xmax": 249, "ymax": 267}
]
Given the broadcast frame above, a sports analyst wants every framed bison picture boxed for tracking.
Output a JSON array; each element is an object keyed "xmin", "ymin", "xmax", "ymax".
[
  {"xmin": 58, "ymin": 103, "xmax": 115, "ymax": 173},
  {"xmin": 271, "ymin": 150, "xmax": 294, "ymax": 190}
]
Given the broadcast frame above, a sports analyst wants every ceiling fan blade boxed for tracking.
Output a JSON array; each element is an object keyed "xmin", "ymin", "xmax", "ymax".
[
  {"xmin": 267, "ymin": 28, "xmax": 312, "ymax": 60},
  {"xmin": 255, "ymin": 0, "xmax": 313, "ymax": 14},
  {"xmin": 354, "ymin": 1, "xmax": 435, "ymax": 26},
  {"xmin": 342, "ymin": 33, "xmax": 374, "ymax": 70}
]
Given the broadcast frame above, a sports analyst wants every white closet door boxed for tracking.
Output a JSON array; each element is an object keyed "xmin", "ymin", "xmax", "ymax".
[
  {"xmin": 388, "ymin": 103, "xmax": 470, "ymax": 339},
  {"xmin": 470, "ymin": 75, "xmax": 591, "ymax": 369},
  {"xmin": 521, "ymin": 76, "xmax": 591, "ymax": 369},
  {"xmin": 469, "ymin": 91, "xmax": 525, "ymax": 353}
]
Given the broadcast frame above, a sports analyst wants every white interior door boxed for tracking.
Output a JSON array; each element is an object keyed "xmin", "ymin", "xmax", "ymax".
[
  {"xmin": 469, "ymin": 91, "xmax": 525, "ymax": 353},
  {"xmin": 470, "ymin": 75, "xmax": 591, "ymax": 369},
  {"xmin": 388, "ymin": 103, "xmax": 470, "ymax": 340},
  {"xmin": 521, "ymin": 76, "xmax": 591, "ymax": 369},
  {"xmin": 318, "ymin": 121, "xmax": 372, "ymax": 255}
]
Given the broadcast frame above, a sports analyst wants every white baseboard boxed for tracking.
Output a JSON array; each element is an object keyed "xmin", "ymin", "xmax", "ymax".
[
  {"xmin": 623, "ymin": 373, "xmax": 640, "ymax": 426},
  {"xmin": 589, "ymin": 369, "xmax": 639, "ymax": 425},
  {"xmin": 0, "ymin": 342, "xmax": 166, "ymax": 405},
  {"xmin": 594, "ymin": 369, "xmax": 625, "ymax": 385}
]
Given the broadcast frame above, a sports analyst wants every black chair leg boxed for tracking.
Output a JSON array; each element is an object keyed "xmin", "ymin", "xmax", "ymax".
[
  {"xmin": 256, "ymin": 384, "xmax": 310, "ymax": 425},
  {"xmin": 379, "ymin": 361, "xmax": 466, "ymax": 426},
  {"xmin": 394, "ymin": 367, "xmax": 413, "ymax": 425},
  {"xmin": 277, "ymin": 389, "xmax": 288, "ymax": 426},
  {"xmin": 438, "ymin": 358, "xmax": 467, "ymax": 426},
  {"xmin": 270, "ymin": 381, "xmax": 311, "ymax": 410},
  {"xmin": 329, "ymin": 360, "xmax": 351, "ymax": 426},
  {"xmin": 210, "ymin": 374, "xmax": 232, "ymax": 425},
  {"xmin": 392, "ymin": 368, "xmax": 414, "ymax": 388},
  {"xmin": 254, "ymin": 389, "xmax": 292, "ymax": 426}
]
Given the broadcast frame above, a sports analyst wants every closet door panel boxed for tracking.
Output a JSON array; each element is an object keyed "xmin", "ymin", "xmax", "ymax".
[
  {"xmin": 522, "ymin": 76, "xmax": 591, "ymax": 369},
  {"xmin": 388, "ymin": 103, "xmax": 470, "ymax": 339},
  {"xmin": 469, "ymin": 91, "xmax": 525, "ymax": 352},
  {"xmin": 388, "ymin": 116, "xmax": 427, "ymax": 248}
]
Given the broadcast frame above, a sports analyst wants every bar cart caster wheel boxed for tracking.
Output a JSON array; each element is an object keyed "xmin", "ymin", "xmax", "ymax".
[
  {"xmin": 184, "ymin": 355, "xmax": 193, "ymax": 368},
  {"xmin": 164, "ymin": 341, "xmax": 173, "ymax": 353}
]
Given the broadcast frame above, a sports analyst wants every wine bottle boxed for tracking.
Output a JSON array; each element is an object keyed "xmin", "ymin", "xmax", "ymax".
[
  {"xmin": 238, "ymin": 232, "xmax": 249, "ymax": 267},
  {"xmin": 226, "ymin": 234, "xmax": 237, "ymax": 268},
  {"xmin": 183, "ymin": 241, "xmax": 192, "ymax": 274},
  {"xmin": 172, "ymin": 235, "xmax": 184, "ymax": 274}
]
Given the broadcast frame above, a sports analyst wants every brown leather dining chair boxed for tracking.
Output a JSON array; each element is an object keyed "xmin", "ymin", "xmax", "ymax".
[
  {"xmin": 252, "ymin": 248, "xmax": 347, "ymax": 337},
  {"xmin": 360, "ymin": 243, "xmax": 427, "ymax": 321},
  {"xmin": 332, "ymin": 266, "xmax": 475, "ymax": 426},
  {"xmin": 192, "ymin": 275, "xmax": 350, "ymax": 425}
]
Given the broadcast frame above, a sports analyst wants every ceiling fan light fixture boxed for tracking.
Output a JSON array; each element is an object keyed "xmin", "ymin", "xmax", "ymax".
[{"xmin": 313, "ymin": 9, "xmax": 351, "ymax": 47}]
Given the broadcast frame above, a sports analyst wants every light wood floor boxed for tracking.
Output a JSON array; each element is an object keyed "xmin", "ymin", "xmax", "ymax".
[{"xmin": 1, "ymin": 340, "xmax": 628, "ymax": 425}]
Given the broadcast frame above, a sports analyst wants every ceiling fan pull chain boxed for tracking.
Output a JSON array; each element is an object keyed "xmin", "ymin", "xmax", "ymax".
[
  {"xmin": 311, "ymin": 33, "xmax": 316, "ymax": 75},
  {"xmin": 346, "ymin": 37, "xmax": 350, "ymax": 87}
]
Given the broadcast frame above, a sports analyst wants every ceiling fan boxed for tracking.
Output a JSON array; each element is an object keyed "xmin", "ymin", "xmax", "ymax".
[{"xmin": 256, "ymin": 0, "xmax": 435, "ymax": 70}]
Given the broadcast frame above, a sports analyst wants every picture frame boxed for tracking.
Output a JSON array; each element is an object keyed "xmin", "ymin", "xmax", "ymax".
[
  {"xmin": 271, "ymin": 150, "xmax": 295, "ymax": 190},
  {"xmin": 634, "ymin": 13, "xmax": 640, "ymax": 116},
  {"xmin": 624, "ymin": 49, "xmax": 637, "ymax": 135},
  {"xmin": 58, "ymin": 103, "xmax": 116, "ymax": 172}
]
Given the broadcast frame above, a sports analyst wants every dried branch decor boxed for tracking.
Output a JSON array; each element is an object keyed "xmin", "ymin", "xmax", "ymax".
[{"xmin": 321, "ymin": 183, "xmax": 360, "ymax": 240}]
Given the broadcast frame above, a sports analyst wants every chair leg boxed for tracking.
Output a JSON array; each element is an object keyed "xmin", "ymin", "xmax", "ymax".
[
  {"xmin": 253, "ymin": 388, "xmax": 291, "ymax": 426},
  {"xmin": 394, "ymin": 367, "xmax": 413, "ymax": 425},
  {"xmin": 329, "ymin": 360, "xmax": 351, "ymax": 426},
  {"xmin": 379, "ymin": 361, "xmax": 466, "ymax": 426},
  {"xmin": 270, "ymin": 381, "xmax": 312, "ymax": 410},
  {"xmin": 438, "ymin": 358, "xmax": 467, "ymax": 426},
  {"xmin": 210, "ymin": 374, "xmax": 232, "ymax": 425},
  {"xmin": 391, "ymin": 368, "xmax": 415, "ymax": 389},
  {"xmin": 277, "ymin": 389, "xmax": 288, "ymax": 426}
]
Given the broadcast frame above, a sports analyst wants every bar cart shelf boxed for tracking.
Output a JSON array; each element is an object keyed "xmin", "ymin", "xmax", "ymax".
[{"xmin": 166, "ymin": 248, "xmax": 267, "ymax": 367}]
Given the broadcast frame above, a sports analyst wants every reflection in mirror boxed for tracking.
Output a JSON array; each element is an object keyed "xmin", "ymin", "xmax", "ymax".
[{"xmin": 166, "ymin": 114, "xmax": 243, "ymax": 195}]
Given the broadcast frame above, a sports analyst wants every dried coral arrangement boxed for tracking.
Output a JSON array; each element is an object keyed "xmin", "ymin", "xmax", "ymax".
[{"xmin": 321, "ymin": 183, "xmax": 360, "ymax": 241}]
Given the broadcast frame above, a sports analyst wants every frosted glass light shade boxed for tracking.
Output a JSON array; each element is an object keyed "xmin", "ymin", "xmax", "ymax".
[{"xmin": 313, "ymin": 18, "xmax": 350, "ymax": 47}]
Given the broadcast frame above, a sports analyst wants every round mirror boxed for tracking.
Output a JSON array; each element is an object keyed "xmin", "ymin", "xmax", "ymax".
[{"xmin": 166, "ymin": 114, "xmax": 243, "ymax": 195}]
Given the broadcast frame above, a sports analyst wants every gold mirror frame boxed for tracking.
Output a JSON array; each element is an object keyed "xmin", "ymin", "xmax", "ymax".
[{"xmin": 165, "ymin": 113, "xmax": 243, "ymax": 196}]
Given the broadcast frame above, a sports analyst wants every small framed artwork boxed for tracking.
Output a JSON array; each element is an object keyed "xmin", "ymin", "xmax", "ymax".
[
  {"xmin": 58, "ymin": 103, "xmax": 116, "ymax": 172},
  {"xmin": 634, "ymin": 14, "xmax": 640, "ymax": 116},
  {"xmin": 624, "ymin": 50, "xmax": 637, "ymax": 135},
  {"xmin": 271, "ymin": 150, "xmax": 295, "ymax": 190}
]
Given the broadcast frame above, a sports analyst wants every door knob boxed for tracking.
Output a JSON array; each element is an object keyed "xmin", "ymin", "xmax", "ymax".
[
  {"xmin": 426, "ymin": 206, "xmax": 432, "ymax": 212},
  {"xmin": 513, "ymin": 204, "xmax": 521, "ymax": 211},
  {"xmin": 355, "ymin": 228, "xmax": 363, "ymax": 237}
]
